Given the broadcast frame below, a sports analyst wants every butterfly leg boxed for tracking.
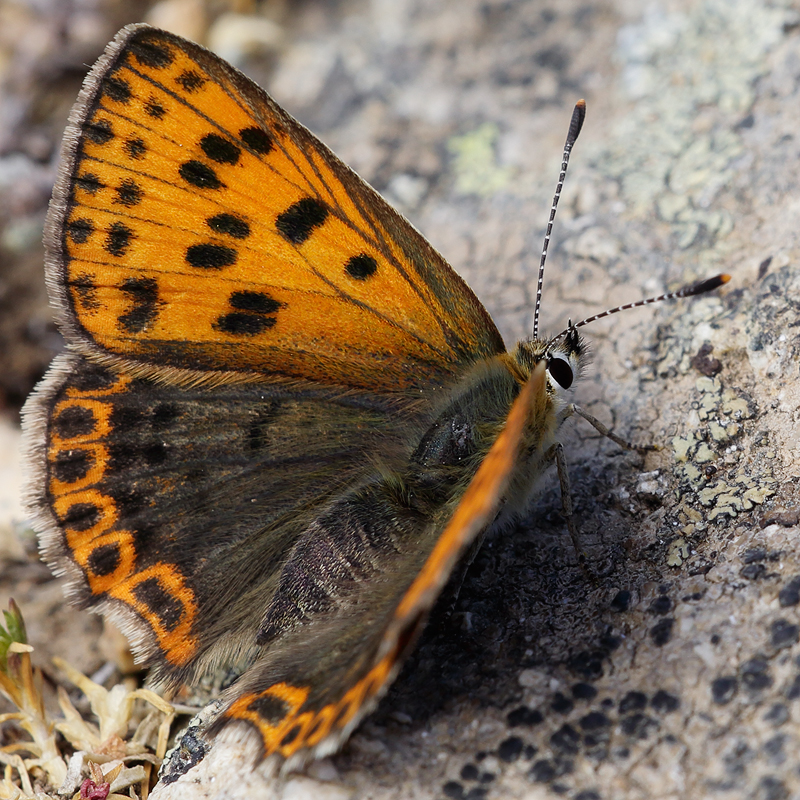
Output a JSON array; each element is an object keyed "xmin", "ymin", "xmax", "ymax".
[
  {"xmin": 543, "ymin": 442, "xmax": 587, "ymax": 570},
  {"xmin": 571, "ymin": 404, "xmax": 658, "ymax": 452}
]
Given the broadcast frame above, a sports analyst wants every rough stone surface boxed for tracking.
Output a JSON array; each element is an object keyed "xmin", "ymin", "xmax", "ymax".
[{"xmin": 1, "ymin": 1, "xmax": 799, "ymax": 799}]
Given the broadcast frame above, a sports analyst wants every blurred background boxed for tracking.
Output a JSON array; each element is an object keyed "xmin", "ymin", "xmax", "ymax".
[{"xmin": 1, "ymin": 1, "xmax": 799, "ymax": 798}]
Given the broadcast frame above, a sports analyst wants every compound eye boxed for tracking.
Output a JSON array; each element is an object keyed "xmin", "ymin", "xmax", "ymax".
[{"xmin": 547, "ymin": 356, "xmax": 573, "ymax": 389}]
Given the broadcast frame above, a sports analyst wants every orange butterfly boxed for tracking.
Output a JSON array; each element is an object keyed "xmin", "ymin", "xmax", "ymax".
[{"xmin": 22, "ymin": 24, "xmax": 728, "ymax": 773}]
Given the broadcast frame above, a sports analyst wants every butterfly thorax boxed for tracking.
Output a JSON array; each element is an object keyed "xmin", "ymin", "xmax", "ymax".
[{"xmin": 408, "ymin": 326, "xmax": 587, "ymax": 518}]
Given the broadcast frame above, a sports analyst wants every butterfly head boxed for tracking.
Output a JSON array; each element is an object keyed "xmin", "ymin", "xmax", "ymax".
[{"xmin": 512, "ymin": 325, "xmax": 589, "ymax": 419}]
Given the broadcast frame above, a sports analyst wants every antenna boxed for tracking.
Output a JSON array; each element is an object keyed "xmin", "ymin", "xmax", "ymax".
[
  {"xmin": 532, "ymin": 99, "xmax": 586, "ymax": 339},
  {"xmin": 549, "ymin": 273, "xmax": 731, "ymax": 343}
]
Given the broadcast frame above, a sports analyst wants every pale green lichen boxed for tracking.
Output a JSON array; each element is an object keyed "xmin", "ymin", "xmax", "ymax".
[
  {"xmin": 447, "ymin": 123, "xmax": 513, "ymax": 197},
  {"xmin": 671, "ymin": 375, "xmax": 775, "ymax": 524}
]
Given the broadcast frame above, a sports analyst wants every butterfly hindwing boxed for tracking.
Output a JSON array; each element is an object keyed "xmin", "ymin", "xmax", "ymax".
[
  {"xmin": 25, "ymin": 352, "xmax": 418, "ymax": 682},
  {"xmin": 48, "ymin": 24, "xmax": 504, "ymax": 392}
]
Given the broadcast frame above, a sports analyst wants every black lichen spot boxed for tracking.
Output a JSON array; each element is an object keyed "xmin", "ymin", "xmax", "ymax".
[
  {"xmin": 145, "ymin": 96, "xmax": 166, "ymax": 119},
  {"xmin": 651, "ymin": 690, "xmax": 680, "ymax": 713},
  {"xmin": 574, "ymin": 792, "xmax": 601, "ymax": 800},
  {"xmin": 778, "ymin": 576, "xmax": 800, "ymax": 607},
  {"xmin": 569, "ymin": 650, "xmax": 604, "ymax": 681},
  {"xmin": 207, "ymin": 213, "xmax": 250, "ymax": 239},
  {"xmin": 741, "ymin": 562, "xmax": 767, "ymax": 580},
  {"xmin": 763, "ymin": 703, "xmax": 789, "ymax": 727},
  {"xmin": 239, "ymin": 126, "xmax": 273, "ymax": 155},
  {"xmin": 345, "ymin": 253, "xmax": 378, "ymax": 280},
  {"xmin": 87, "ymin": 543, "xmax": 121, "ymax": 577},
  {"xmin": 130, "ymin": 37, "xmax": 173, "ymax": 68},
  {"xmin": 460, "ymin": 764, "xmax": 479, "ymax": 781},
  {"xmin": 132, "ymin": 578, "xmax": 183, "ymax": 632},
  {"xmin": 647, "ymin": 595, "xmax": 672, "ymax": 616},
  {"xmin": 84, "ymin": 118, "xmax": 113, "ymax": 144},
  {"xmin": 179, "ymin": 160, "xmax": 222, "ymax": 190},
  {"xmin": 185, "ymin": 243, "xmax": 237, "ymax": 269},
  {"xmin": 741, "ymin": 658, "xmax": 773, "ymax": 692},
  {"xmin": 771, "ymin": 619, "xmax": 799, "ymax": 650},
  {"xmin": 176, "ymin": 69, "xmax": 205, "ymax": 92},
  {"xmin": 756, "ymin": 776, "xmax": 787, "ymax": 800},
  {"xmin": 551, "ymin": 693, "xmax": 574, "ymax": 714},
  {"xmin": 529, "ymin": 759, "xmax": 556, "ymax": 782},
  {"xmin": 124, "ymin": 137, "xmax": 147, "ymax": 159},
  {"xmin": 610, "ymin": 590, "xmax": 631, "ymax": 612},
  {"xmin": 276, "ymin": 198, "xmax": 328, "ymax": 244},
  {"xmin": 619, "ymin": 692, "xmax": 647, "ymax": 713},
  {"xmin": 572, "ymin": 683, "xmax": 598, "ymax": 701},
  {"xmin": 75, "ymin": 173, "xmax": 104, "ymax": 194},
  {"xmin": 442, "ymin": 782, "xmax": 464, "ymax": 799},
  {"xmin": 52, "ymin": 448, "xmax": 94, "ymax": 483},
  {"xmin": 68, "ymin": 218, "xmax": 94, "ymax": 244},
  {"xmin": 550, "ymin": 724, "xmax": 580, "ymax": 755},
  {"xmin": 54, "ymin": 405, "xmax": 96, "ymax": 439},
  {"xmin": 498, "ymin": 737, "xmax": 524, "ymax": 762},
  {"xmin": 619, "ymin": 713, "xmax": 657, "ymax": 740},
  {"xmin": 507, "ymin": 706, "xmax": 544, "ymax": 727},
  {"xmin": 579, "ymin": 711, "xmax": 610, "ymax": 731},
  {"xmin": 118, "ymin": 276, "xmax": 159, "ymax": 333},
  {"xmin": 785, "ymin": 673, "xmax": 800, "ymax": 700},
  {"xmin": 114, "ymin": 178, "xmax": 143, "ymax": 207},
  {"xmin": 104, "ymin": 75, "xmax": 131, "ymax": 103},
  {"xmin": 649, "ymin": 618, "xmax": 674, "ymax": 646},
  {"xmin": 200, "ymin": 133, "xmax": 240, "ymax": 165},
  {"xmin": 711, "ymin": 675, "xmax": 738, "ymax": 704},
  {"xmin": 61, "ymin": 502, "xmax": 101, "ymax": 531},
  {"xmin": 105, "ymin": 221, "xmax": 134, "ymax": 257}
]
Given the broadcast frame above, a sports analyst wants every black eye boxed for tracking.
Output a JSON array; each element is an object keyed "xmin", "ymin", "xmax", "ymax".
[{"xmin": 548, "ymin": 356, "xmax": 573, "ymax": 389}]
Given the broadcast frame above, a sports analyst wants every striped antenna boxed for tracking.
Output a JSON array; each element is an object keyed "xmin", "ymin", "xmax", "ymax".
[
  {"xmin": 532, "ymin": 99, "xmax": 586, "ymax": 339},
  {"xmin": 549, "ymin": 274, "xmax": 731, "ymax": 343}
]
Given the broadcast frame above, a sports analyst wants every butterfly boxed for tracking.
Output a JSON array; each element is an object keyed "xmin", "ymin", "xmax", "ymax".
[{"xmin": 21, "ymin": 23, "xmax": 729, "ymax": 773}]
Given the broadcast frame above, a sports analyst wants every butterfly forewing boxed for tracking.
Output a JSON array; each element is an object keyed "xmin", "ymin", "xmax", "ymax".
[{"xmin": 49, "ymin": 25, "xmax": 504, "ymax": 393}]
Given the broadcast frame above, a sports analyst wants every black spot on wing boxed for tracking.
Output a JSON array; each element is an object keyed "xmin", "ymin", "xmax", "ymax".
[
  {"xmin": 104, "ymin": 75, "xmax": 132, "ymax": 103},
  {"xmin": 52, "ymin": 448, "xmax": 94, "ymax": 483},
  {"xmin": 53, "ymin": 405, "xmax": 96, "ymax": 439},
  {"xmin": 114, "ymin": 178, "xmax": 143, "ymax": 207},
  {"xmin": 105, "ymin": 222, "xmax": 134, "ymax": 257},
  {"xmin": 276, "ymin": 198, "xmax": 328, "ymax": 244},
  {"xmin": 84, "ymin": 118, "xmax": 114, "ymax": 145},
  {"xmin": 129, "ymin": 37, "xmax": 174, "ymax": 69},
  {"xmin": 200, "ymin": 134, "xmax": 240, "ymax": 165},
  {"xmin": 185, "ymin": 244, "xmax": 237, "ymax": 269},
  {"xmin": 239, "ymin": 126, "xmax": 273, "ymax": 155},
  {"xmin": 345, "ymin": 254, "xmax": 378, "ymax": 280},
  {"xmin": 68, "ymin": 218, "xmax": 94, "ymax": 244},
  {"xmin": 118, "ymin": 276, "xmax": 160, "ymax": 333},
  {"xmin": 124, "ymin": 137, "xmax": 147, "ymax": 159},
  {"xmin": 207, "ymin": 213, "xmax": 250, "ymax": 239},
  {"xmin": 132, "ymin": 577, "xmax": 184, "ymax": 633},
  {"xmin": 145, "ymin": 96, "xmax": 166, "ymax": 119},
  {"xmin": 176, "ymin": 69, "xmax": 205, "ymax": 92},
  {"xmin": 179, "ymin": 160, "xmax": 223, "ymax": 190}
]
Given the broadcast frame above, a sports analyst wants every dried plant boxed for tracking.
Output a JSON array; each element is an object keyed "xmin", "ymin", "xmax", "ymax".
[{"xmin": 0, "ymin": 602, "xmax": 175, "ymax": 799}]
